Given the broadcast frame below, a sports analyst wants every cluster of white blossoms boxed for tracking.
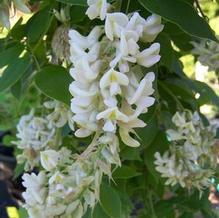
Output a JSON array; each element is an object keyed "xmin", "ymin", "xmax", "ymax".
[
  {"xmin": 16, "ymin": 1, "xmax": 164, "ymax": 217},
  {"xmin": 13, "ymin": 101, "xmax": 73, "ymax": 171},
  {"xmin": 13, "ymin": 111, "xmax": 58, "ymax": 171},
  {"xmin": 44, "ymin": 100, "xmax": 74, "ymax": 130},
  {"xmin": 22, "ymin": 133, "xmax": 120, "ymax": 218},
  {"xmin": 155, "ymin": 110, "xmax": 217, "ymax": 190},
  {"xmin": 22, "ymin": 147, "xmax": 102, "ymax": 218},
  {"xmin": 69, "ymin": 5, "xmax": 164, "ymax": 147},
  {"xmin": 191, "ymin": 39, "xmax": 219, "ymax": 72}
]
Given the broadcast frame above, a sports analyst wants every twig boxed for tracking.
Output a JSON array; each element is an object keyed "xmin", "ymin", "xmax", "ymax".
[
  {"xmin": 194, "ymin": 0, "xmax": 208, "ymax": 21},
  {"xmin": 79, "ymin": 132, "xmax": 100, "ymax": 158}
]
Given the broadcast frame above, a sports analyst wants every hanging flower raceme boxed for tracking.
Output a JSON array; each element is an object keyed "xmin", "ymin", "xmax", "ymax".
[
  {"xmin": 22, "ymin": 143, "xmax": 111, "ymax": 218},
  {"xmin": 69, "ymin": 10, "xmax": 163, "ymax": 146},
  {"xmin": 154, "ymin": 110, "xmax": 218, "ymax": 191}
]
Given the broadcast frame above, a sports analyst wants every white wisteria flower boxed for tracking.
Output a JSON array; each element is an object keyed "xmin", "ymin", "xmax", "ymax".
[
  {"xmin": 105, "ymin": 12, "xmax": 129, "ymax": 40},
  {"xmin": 191, "ymin": 38, "xmax": 219, "ymax": 72},
  {"xmin": 22, "ymin": 172, "xmax": 47, "ymax": 206},
  {"xmin": 97, "ymin": 107, "xmax": 129, "ymax": 132},
  {"xmin": 142, "ymin": 14, "xmax": 164, "ymax": 42},
  {"xmin": 86, "ymin": 0, "xmax": 110, "ymax": 21},
  {"xmin": 40, "ymin": 149, "xmax": 60, "ymax": 171},
  {"xmin": 136, "ymin": 43, "xmax": 161, "ymax": 68},
  {"xmin": 155, "ymin": 110, "xmax": 217, "ymax": 191},
  {"xmin": 100, "ymin": 68, "xmax": 129, "ymax": 96},
  {"xmin": 13, "ymin": 111, "xmax": 58, "ymax": 170},
  {"xmin": 44, "ymin": 100, "xmax": 74, "ymax": 130}
]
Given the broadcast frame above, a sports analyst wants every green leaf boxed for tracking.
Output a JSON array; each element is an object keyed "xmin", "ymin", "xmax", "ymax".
[
  {"xmin": 144, "ymin": 132, "xmax": 169, "ymax": 181},
  {"xmin": 113, "ymin": 165, "xmax": 141, "ymax": 179},
  {"xmin": 11, "ymin": 65, "xmax": 34, "ymax": 99},
  {"xmin": 26, "ymin": 7, "xmax": 53, "ymax": 44},
  {"xmin": 10, "ymin": 18, "xmax": 25, "ymax": 40},
  {"xmin": 92, "ymin": 204, "xmax": 110, "ymax": 218},
  {"xmin": 137, "ymin": 113, "xmax": 158, "ymax": 147},
  {"xmin": 157, "ymin": 33, "xmax": 173, "ymax": 69},
  {"xmin": 0, "ymin": 53, "xmax": 31, "ymax": 92},
  {"xmin": 2, "ymin": 135, "xmax": 16, "ymax": 146},
  {"xmin": 100, "ymin": 183, "xmax": 121, "ymax": 218},
  {"xmin": 70, "ymin": 5, "xmax": 87, "ymax": 23},
  {"xmin": 0, "ymin": 44, "xmax": 24, "ymax": 68},
  {"xmin": 154, "ymin": 200, "xmax": 175, "ymax": 218},
  {"xmin": 191, "ymin": 80, "xmax": 219, "ymax": 107},
  {"xmin": 121, "ymin": 146, "xmax": 142, "ymax": 161},
  {"xmin": 35, "ymin": 65, "xmax": 72, "ymax": 105},
  {"xmin": 138, "ymin": 0, "xmax": 217, "ymax": 41},
  {"xmin": 56, "ymin": 0, "xmax": 87, "ymax": 6},
  {"xmin": 164, "ymin": 23, "xmax": 193, "ymax": 52}
]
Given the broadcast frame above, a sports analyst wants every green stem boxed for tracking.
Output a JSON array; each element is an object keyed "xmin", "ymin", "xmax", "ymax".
[
  {"xmin": 79, "ymin": 132, "xmax": 100, "ymax": 158},
  {"xmin": 194, "ymin": 0, "xmax": 208, "ymax": 21},
  {"xmin": 148, "ymin": 191, "xmax": 157, "ymax": 218},
  {"xmin": 125, "ymin": 0, "xmax": 131, "ymax": 13}
]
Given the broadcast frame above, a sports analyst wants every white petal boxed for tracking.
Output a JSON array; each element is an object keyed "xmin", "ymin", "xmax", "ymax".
[
  {"xmin": 145, "ymin": 72, "xmax": 155, "ymax": 82},
  {"xmin": 128, "ymin": 78, "xmax": 146, "ymax": 104},
  {"xmin": 136, "ymin": 43, "xmax": 161, "ymax": 68},
  {"xmin": 100, "ymin": 0, "xmax": 107, "ymax": 20},
  {"xmin": 96, "ymin": 107, "xmax": 116, "ymax": 120},
  {"xmin": 105, "ymin": 13, "xmax": 129, "ymax": 40},
  {"xmin": 103, "ymin": 120, "xmax": 116, "ymax": 132},
  {"xmin": 119, "ymin": 127, "xmax": 140, "ymax": 147},
  {"xmin": 75, "ymin": 128, "xmax": 93, "ymax": 138},
  {"xmin": 110, "ymin": 82, "xmax": 121, "ymax": 96},
  {"xmin": 86, "ymin": 5, "xmax": 99, "ymax": 20}
]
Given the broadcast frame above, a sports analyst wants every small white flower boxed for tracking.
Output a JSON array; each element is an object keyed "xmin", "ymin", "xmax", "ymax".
[
  {"xmin": 119, "ymin": 118, "xmax": 146, "ymax": 147},
  {"xmin": 14, "ymin": 112, "xmax": 56, "ymax": 150},
  {"xmin": 44, "ymin": 100, "xmax": 73, "ymax": 128},
  {"xmin": 40, "ymin": 150, "xmax": 60, "ymax": 171},
  {"xmin": 172, "ymin": 111, "xmax": 186, "ymax": 127},
  {"xmin": 22, "ymin": 172, "xmax": 47, "ymax": 206},
  {"xmin": 100, "ymin": 68, "xmax": 129, "ymax": 96},
  {"xmin": 86, "ymin": 0, "xmax": 108, "ymax": 20},
  {"xmin": 142, "ymin": 14, "xmax": 164, "ymax": 42},
  {"xmin": 70, "ymin": 58, "xmax": 101, "ymax": 83},
  {"xmin": 105, "ymin": 13, "xmax": 129, "ymax": 40},
  {"xmin": 126, "ymin": 72, "xmax": 155, "ymax": 117},
  {"xmin": 69, "ymin": 81, "xmax": 99, "ymax": 98},
  {"xmin": 97, "ymin": 107, "xmax": 129, "ymax": 132},
  {"xmin": 70, "ymin": 42, "xmax": 100, "ymax": 63},
  {"xmin": 69, "ymin": 26, "xmax": 102, "ymax": 50},
  {"xmin": 136, "ymin": 43, "xmax": 161, "ymax": 68},
  {"xmin": 126, "ymin": 12, "xmax": 146, "ymax": 37}
]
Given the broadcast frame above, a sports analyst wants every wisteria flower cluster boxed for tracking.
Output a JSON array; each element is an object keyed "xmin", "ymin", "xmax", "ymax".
[
  {"xmin": 2, "ymin": 0, "xmax": 219, "ymax": 217},
  {"xmin": 13, "ymin": 0, "xmax": 164, "ymax": 217},
  {"xmin": 191, "ymin": 39, "xmax": 219, "ymax": 72},
  {"xmin": 22, "ymin": 146, "xmax": 106, "ymax": 218},
  {"xmin": 13, "ymin": 101, "xmax": 73, "ymax": 171},
  {"xmin": 154, "ymin": 110, "xmax": 217, "ymax": 190},
  {"xmin": 69, "ymin": 6, "xmax": 163, "ymax": 145}
]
